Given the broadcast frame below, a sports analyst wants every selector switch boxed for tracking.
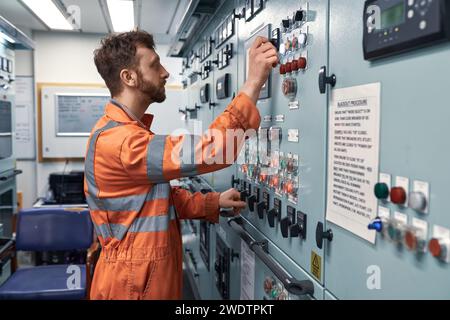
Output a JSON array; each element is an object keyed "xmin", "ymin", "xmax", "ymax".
[
  {"xmin": 408, "ymin": 191, "xmax": 427, "ymax": 212},
  {"xmin": 257, "ymin": 191, "xmax": 270, "ymax": 220},
  {"xmin": 374, "ymin": 182, "xmax": 390, "ymax": 200},
  {"xmin": 280, "ymin": 206, "xmax": 296, "ymax": 238},
  {"xmin": 268, "ymin": 198, "xmax": 282, "ymax": 228},
  {"xmin": 247, "ymin": 195, "xmax": 257, "ymax": 212},
  {"xmin": 390, "ymin": 187, "xmax": 407, "ymax": 205},
  {"xmin": 267, "ymin": 208, "xmax": 279, "ymax": 228},
  {"xmin": 257, "ymin": 201, "xmax": 266, "ymax": 219},
  {"xmin": 294, "ymin": 10, "xmax": 305, "ymax": 22}
]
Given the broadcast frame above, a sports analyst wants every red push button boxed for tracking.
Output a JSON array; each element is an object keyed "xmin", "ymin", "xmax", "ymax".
[
  {"xmin": 297, "ymin": 57, "xmax": 307, "ymax": 70},
  {"xmin": 279, "ymin": 64, "xmax": 286, "ymax": 75},
  {"xmin": 390, "ymin": 187, "xmax": 406, "ymax": 205},
  {"xmin": 291, "ymin": 60, "xmax": 299, "ymax": 71},
  {"xmin": 429, "ymin": 238, "xmax": 443, "ymax": 258},
  {"xmin": 285, "ymin": 62, "xmax": 292, "ymax": 73},
  {"xmin": 404, "ymin": 230, "xmax": 417, "ymax": 251}
]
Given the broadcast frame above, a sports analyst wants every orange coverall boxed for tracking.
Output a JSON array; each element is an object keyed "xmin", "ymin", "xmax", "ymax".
[{"xmin": 84, "ymin": 93, "xmax": 260, "ymax": 299}]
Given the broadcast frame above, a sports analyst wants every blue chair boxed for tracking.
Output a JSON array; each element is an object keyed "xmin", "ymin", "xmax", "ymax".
[{"xmin": 0, "ymin": 208, "xmax": 98, "ymax": 300}]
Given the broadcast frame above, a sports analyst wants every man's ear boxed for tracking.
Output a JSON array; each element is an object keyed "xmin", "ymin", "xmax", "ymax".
[{"xmin": 119, "ymin": 69, "xmax": 138, "ymax": 88}]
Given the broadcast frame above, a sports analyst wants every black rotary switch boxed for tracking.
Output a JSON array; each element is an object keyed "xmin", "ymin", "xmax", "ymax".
[
  {"xmin": 290, "ymin": 224, "xmax": 301, "ymax": 238},
  {"xmin": 315, "ymin": 222, "xmax": 333, "ymax": 249},
  {"xmin": 247, "ymin": 194, "xmax": 257, "ymax": 212},
  {"xmin": 282, "ymin": 18, "xmax": 291, "ymax": 30},
  {"xmin": 294, "ymin": 10, "xmax": 305, "ymax": 22},
  {"xmin": 267, "ymin": 208, "xmax": 279, "ymax": 228},
  {"xmin": 256, "ymin": 201, "xmax": 266, "ymax": 219},
  {"xmin": 280, "ymin": 216, "xmax": 294, "ymax": 238},
  {"xmin": 231, "ymin": 175, "xmax": 240, "ymax": 188}
]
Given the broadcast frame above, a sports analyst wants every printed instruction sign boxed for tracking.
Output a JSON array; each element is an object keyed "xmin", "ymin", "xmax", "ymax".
[
  {"xmin": 326, "ymin": 83, "xmax": 381, "ymax": 243},
  {"xmin": 240, "ymin": 240, "xmax": 255, "ymax": 300}
]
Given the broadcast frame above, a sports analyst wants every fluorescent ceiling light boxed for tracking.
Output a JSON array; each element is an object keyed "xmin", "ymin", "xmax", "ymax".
[
  {"xmin": 21, "ymin": 0, "xmax": 73, "ymax": 30},
  {"xmin": 107, "ymin": 0, "xmax": 135, "ymax": 32},
  {"xmin": 0, "ymin": 31, "xmax": 16, "ymax": 44}
]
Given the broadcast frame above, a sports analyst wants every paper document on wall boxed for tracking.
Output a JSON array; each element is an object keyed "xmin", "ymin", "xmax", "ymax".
[
  {"xmin": 326, "ymin": 83, "xmax": 381, "ymax": 243},
  {"xmin": 240, "ymin": 240, "xmax": 255, "ymax": 300}
]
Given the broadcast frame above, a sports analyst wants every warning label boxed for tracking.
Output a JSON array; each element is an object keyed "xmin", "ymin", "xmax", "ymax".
[{"xmin": 311, "ymin": 251, "xmax": 321, "ymax": 281}]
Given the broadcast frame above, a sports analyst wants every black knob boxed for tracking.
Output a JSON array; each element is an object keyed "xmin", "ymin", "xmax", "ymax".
[
  {"xmin": 267, "ymin": 208, "xmax": 278, "ymax": 228},
  {"xmin": 282, "ymin": 19, "xmax": 291, "ymax": 29},
  {"xmin": 204, "ymin": 65, "xmax": 212, "ymax": 72},
  {"xmin": 318, "ymin": 66, "xmax": 336, "ymax": 94},
  {"xmin": 256, "ymin": 201, "xmax": 266, "ymax": 219},
  {"xmin": 280, "ymin": 216, "xmax": 293, "ymax": 238},
  {"xmin": 315, "ymin": 222, "xmax": 333, "ymax": 249},
  {"xmin": 231, "ymin": 175, "xmax": 240, "ymax": 187},
  {"xmin": 294, "ymin": 10, "xmax": 305, "ymax": 22},
  {"xmin": 247, "ymin": 195, "xmax": 257, "ymax": 212}
]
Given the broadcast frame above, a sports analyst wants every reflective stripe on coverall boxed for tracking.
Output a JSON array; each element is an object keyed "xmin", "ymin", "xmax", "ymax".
[{"xmin": 84, "ymin": 93, "xmax": 260, "ymax": 299}]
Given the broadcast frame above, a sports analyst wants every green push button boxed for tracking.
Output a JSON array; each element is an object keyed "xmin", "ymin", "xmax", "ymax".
[{"xmin": 374, "ymin": 183, "xmax": 389, "ymax": 200}]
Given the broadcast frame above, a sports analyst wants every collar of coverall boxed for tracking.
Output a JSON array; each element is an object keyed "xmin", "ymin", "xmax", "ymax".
[{"xmin": 107, "ymin": 99, "xmax": 154, "ymax": 130}]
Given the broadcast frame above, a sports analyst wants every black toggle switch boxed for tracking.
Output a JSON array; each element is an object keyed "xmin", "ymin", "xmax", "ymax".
[
  {"xmin": 240, "ymin": 190, "xmax": 248, "ymax": 202},
  {"xmin": 247, "ymin": 195, "xmax": 257, "ymax": 212},
  {"xmin": 280, "ymin": 216, "xmax": 294, "ymax": 238},
  {"xmin": 267, "ymin": 208, "xmax": 279, "ymax": 228},
  {"xmin": 256, "ymin": 201, "xmax": 266, "ymax": 219}
]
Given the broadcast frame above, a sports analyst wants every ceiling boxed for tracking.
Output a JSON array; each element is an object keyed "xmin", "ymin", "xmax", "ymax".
[{"xmin": 0, "ymin": 0, "xmax": 188, "ymax": 44}]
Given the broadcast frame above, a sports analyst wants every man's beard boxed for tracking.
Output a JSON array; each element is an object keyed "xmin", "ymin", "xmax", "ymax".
[{"xmin": 137, "ymin": 70, "xmax": 166, "ymax": 103}]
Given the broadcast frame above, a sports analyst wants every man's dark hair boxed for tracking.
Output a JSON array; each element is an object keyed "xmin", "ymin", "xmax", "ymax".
[{"xmin": 94, "ymin": 30, "xmax": 155, "ymax": 96}]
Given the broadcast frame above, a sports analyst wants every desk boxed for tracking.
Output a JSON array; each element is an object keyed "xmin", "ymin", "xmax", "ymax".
[{"xmin": 32, "ymin": 198, "xmax": 88, "ymax": 209}]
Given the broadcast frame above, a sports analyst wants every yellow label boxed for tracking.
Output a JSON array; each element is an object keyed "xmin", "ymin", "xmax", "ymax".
[{"xmin": 311, "ymin": 251, "xmax": 322, "ymax": 280}]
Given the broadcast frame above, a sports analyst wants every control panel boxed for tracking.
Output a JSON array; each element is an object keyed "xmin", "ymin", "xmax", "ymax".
[{"xmin": 180, "ymin": 0, "xmax": 450, "ymax": 300}]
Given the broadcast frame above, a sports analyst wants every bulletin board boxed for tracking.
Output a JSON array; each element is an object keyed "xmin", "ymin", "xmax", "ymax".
[{"xmin": 37, "ymin": 83, "xmax": 109, "ymax": 162}]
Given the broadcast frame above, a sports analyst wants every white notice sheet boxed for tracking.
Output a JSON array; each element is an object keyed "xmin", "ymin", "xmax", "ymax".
[
  {"xmin": 326, "ymin": 83, "xmax": 381, "ymax": 243},
  {"xmin": 240, "ymin": 240, "xmax": 255, "ymax": 300}
]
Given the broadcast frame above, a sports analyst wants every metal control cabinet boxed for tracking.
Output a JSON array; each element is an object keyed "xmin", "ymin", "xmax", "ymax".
[
  {"xmin": 180, "ymin": 0, "xmax": 450, "ymax": 300},
  {"xmin": 324, "ymin": 0, "xmax": 450, "ymax": 299}
]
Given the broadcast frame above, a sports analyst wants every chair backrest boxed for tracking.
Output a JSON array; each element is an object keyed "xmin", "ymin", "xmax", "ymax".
[{"xmin": 15, "ymin": 208, "xmax": 93, "ymax": 251}]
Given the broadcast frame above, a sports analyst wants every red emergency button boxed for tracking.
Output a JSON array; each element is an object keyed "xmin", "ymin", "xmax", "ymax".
[
  {"xmin": 279, "ymin": 64, "xmax": 286, "ymax": 75},
  {"xmin": 390, "ymin": 187, "xmax": 406, "ymax": 205},
  {"xmin": 429, "ymin": 238, "xmax": 443, "ymax": 258},
  {"xmin": 259, "ymin": 174, "xmax": 267, "ymax": 182}
]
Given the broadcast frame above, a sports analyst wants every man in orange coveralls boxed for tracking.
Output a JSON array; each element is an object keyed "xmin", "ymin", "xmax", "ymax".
[{"xmin": 85, "ymin": 30, "xmax": 278, "ymax": 299}]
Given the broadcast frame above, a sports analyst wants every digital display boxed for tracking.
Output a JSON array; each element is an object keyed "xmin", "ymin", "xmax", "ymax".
[{"xmin": 381, "ymin": 2, "xmax": 405, "ymax": 29}]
